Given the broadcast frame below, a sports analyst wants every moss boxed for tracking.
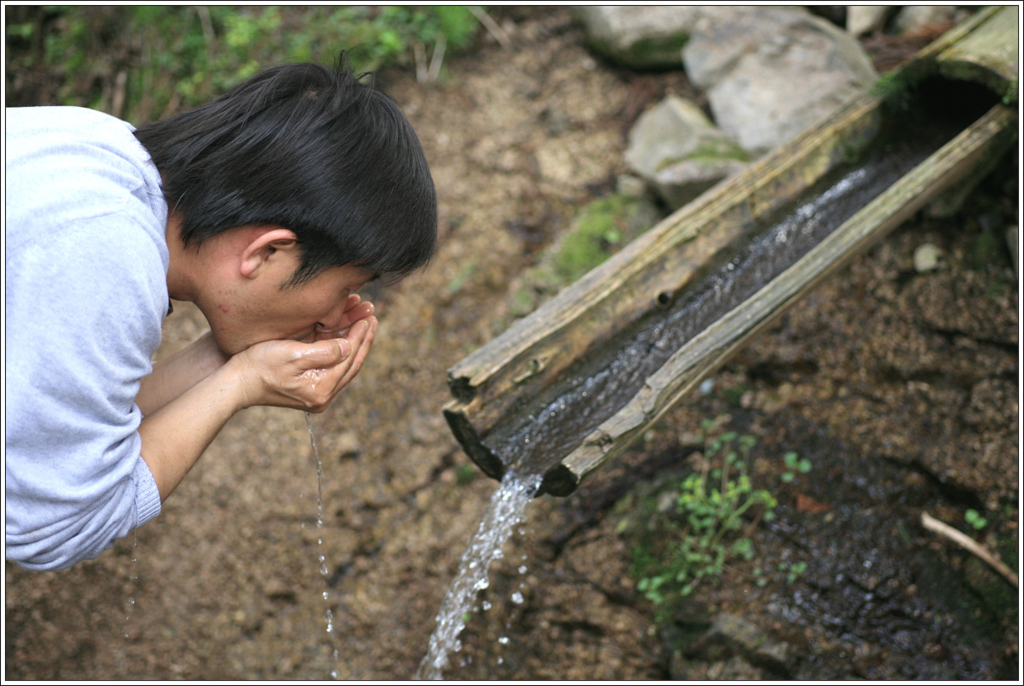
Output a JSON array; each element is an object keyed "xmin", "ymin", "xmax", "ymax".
[
  {"xmin": 553, "ymin": 194, "xmax": 637, "ymax": 283},
  {"xmin": 506, "ymin": 193, "xmax": 660, "ymax": 319},
  {"xmin": 588, "ymin": 32, "xmax": 690, "ymax": 70},
  {"xmin": 652, "ymin": 138, "xmax": 750, "ymax": 175}
]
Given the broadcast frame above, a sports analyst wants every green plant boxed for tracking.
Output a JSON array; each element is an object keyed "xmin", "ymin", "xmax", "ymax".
[
  {"xmin": 780, "ymin": 450, "xmax": 811, "ymax": 483},
  {"xmin": 964, "ymin": 508, "xmax": 988, "ymax": 530},
  {"xmin": 455, "ymin": 463, "xmax": 479, "ymax": 486},
  {"xmin": 11, "ymin": 6, "xmax": 484, "ymax": 125},
  {"xmin": 632, "ymin": 426, "xmax": 778, "ymax": 613},
  {"xmin": 779, "ymin": 560, "xmax": 807, "ymax": 584}
]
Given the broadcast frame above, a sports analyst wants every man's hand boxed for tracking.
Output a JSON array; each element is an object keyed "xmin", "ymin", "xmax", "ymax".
[
  {"xmin": 138, "ymin": 304, "xmax": 377, "ymax": 501},
  {"xmin": 232, "ymin": 314, "xmax": 377, "ymax": 412}
]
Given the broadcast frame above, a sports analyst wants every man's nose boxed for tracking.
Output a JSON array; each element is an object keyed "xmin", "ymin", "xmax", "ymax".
[{"xmin": 316, "ymin": 301, "xmax": 351, "ymax": 334}]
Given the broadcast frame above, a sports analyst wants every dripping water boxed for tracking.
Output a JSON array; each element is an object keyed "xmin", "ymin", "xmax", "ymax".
[
  {"xmin": 120, "ymin": 529, "xmax": 139, "ymax": 671},
  {"xmin": 305, "ymin": 412, "xmax": 340, "ymax": 680}
]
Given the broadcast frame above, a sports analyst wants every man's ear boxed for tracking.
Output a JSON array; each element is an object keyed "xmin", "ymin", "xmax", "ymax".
[{"xmin": 239, "ymin": 227, "xmax": 299, "ymax": 279}]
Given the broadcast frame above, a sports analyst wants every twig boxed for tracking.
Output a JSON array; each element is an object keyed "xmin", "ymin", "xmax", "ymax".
[
  {"xmin": 921, "ymin": 512, "xmax": 1018, "ymax": 589},
  {"xmin": 196, "ymin": 5, "xmax": 216, "ymax": 49},
  {"xmin": 111, "ymin": 69, "xmax": 128, "ymax": 119},
  {"xmin": 427, "ymin": 32, "xmax": 447, "ymax": 83},
  {"xmin": 468, "ymin": 6, "xmax": 512, "ymax": 49},
  {"xmin": 412, "ymin": 41, "xmax": 427, "ymax": 83}
]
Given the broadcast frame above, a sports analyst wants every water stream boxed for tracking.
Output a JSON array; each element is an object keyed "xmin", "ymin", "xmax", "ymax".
[
  {"xmin": 304, "ymin": 412, "xmax": 341, "ymax": 680},
  {"xmin": 417, "ymin": 471, "xmax": 542, "ymax": 680}
]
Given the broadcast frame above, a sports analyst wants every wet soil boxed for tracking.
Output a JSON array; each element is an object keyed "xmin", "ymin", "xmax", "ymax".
[{"xmin": 5, "ymin": 7, "xmax": 1019, "ymax": 681}]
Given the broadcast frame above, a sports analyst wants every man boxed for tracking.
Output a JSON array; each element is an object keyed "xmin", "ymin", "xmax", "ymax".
[{"xmin": 5, "ymin": 56, "xmax": 437, "ymax": 570}]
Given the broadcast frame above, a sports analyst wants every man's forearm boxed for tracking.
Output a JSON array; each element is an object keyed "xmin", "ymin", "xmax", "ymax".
[
  {"xmin": 138, "ymin": 359, "xmax": 246, "ymax": 501},
  {"xmin": 136, "ymin": 331, "xmax": 229, "ymax": 416}
]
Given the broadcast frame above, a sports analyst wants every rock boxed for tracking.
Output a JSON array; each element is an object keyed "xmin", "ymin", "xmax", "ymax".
[
  {"xmin": 672, "ymin": 612, "xmax": 794, "ymax": 677},
  {"xmin": 706, "ymin": 613, "xmax": 765, "ymax": 654},
  {"xmin": 331, "ymin": 430, "xmax": 362, "ymax": 460},
  {"xmin": 615, "ymin": 173, "xmax": 648, "ymax": 199},
  {"xmin": 682, "ymin": 7, "xmax": 877, "ymax": 157},
  {"xmin": 894, "ymin": 5, "xmax": 957, "ymax": 36},
  {"xmin": 846, "ymin": 6, "xmax": 890, "ymax": 37},
  {"xmin": 572, "ymin": 6, "xmax": 732, "ymax": 69},
  {"xmin": 625, "ymin": 95, "xmax": 748, "ymax": 208},
  {"xmin": 751, "ymin": 639, "xmax": 792, "ymax": 674},
  {"xmin": 653, "ymin": 157, "xmax": 747, "ymax": 209},
  {"xmin": 913, "ymin": 243, "xmax": 942, "ymax": 272},
  {"xmin": 709, "ymin": 655, "xmax": 764, "ymax": 680}
]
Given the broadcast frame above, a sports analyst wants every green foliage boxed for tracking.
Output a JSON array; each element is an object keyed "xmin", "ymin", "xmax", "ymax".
[
  {"xmin": 964, "ymin": 508, "xmax": 988, "ymax": 530},
  {"xmin": 780, "ymin": 450, "xmax": 811, "ymax": 483},
  {"xmin": 455, "ymin": 463, "xmax": 479, "ymax": 486},
  {"xmin": 629, "ymin": 426, "xmax": 779, "ymax": 616},
  {"xmin": 779, "ymin": 560, "xmax": 807, "ymax": 584},
  {"xmin": 11, "ymin": 6, "xmax": 482, "ymax": 124}
]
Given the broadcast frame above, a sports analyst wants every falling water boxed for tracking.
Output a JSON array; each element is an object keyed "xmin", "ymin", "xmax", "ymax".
[
  {"xmin": 305, "ymin": 412, "xmax": 341, "ymax": 680},
  {"xmin": 120, "ymin": 529, "xmax": 139, "ymax": 671},
  {"xmin": 416, "ymin": 471, "xmax": 542, "ymax": 680}
]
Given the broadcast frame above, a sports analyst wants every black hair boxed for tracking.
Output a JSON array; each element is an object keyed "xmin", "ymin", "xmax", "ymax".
[{"xmin": 133, "ymin": 53, "xmax": 437, "ymax": 285}]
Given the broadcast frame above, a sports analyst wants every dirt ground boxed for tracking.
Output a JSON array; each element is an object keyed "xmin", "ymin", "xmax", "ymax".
[{"xmin": 5, "ymin": 7, "xmax": 1019, "ymax": 681}]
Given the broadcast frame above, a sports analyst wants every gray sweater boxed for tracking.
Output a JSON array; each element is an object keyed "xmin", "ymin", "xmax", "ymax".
[{"xmin": 5, "ymin": 106, "xmax": 167, "ymax": 570}]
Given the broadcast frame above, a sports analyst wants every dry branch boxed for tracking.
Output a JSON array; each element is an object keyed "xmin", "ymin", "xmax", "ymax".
[{"xmin": 921, "ymin": 512, "xmax": 1018, "ymax": 589}]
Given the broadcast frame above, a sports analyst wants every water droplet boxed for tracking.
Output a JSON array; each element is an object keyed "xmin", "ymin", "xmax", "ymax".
[
  {"xmin": 498, "ymin": 636, "xmax": 509, "ymax": 645},
  {"xmin": 518, "ymin": 565, "xmax": 528, "ymax": 574},
  {"xmin": 511, "ymin": 591, "xmax": 524, "ymax": 605},
  {"xmin": 481, "ymin": 600, "xmax": 492, "ymax": 611}
]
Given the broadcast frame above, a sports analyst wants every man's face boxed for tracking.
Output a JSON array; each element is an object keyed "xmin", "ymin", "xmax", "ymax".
[{"xmin": 205, "ymin": 262, "xmax": 376, "ymax": 355}]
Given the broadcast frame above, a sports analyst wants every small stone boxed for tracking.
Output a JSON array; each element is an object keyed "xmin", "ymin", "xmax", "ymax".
[
  {"xmin": 329, "ymin": 431, "xmax": 361, "ymax": 460},
  {"xmin": 752, "ymin": 639, "xmax": 792, "ymax": 673},
  {"xmin": 913, "ymin": 243, "xmax": 941, "ymax": 273},
  {"xmin": 894, "ymin": 5, "xmax": 957, "ymax": 36},
  {"xmin": 616, "ymin": 173, "xmax": 648, "ymax": 198},
  {"xmin": 846, "ymin": 6, "xmax": 889, "ymax": 37}
]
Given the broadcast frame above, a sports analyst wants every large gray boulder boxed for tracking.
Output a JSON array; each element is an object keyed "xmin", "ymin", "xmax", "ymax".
[
  {"xmin": 683, "ymin": 6, "xmax": 877, "ymax": 157},
  {"xmin": 893, "ymin": 5, "xmax": 958, "ymax": 35},
  {"xmin": 846, "ymin": 6, "xmax": 891, "ymax": 36},
  {"xmin": 572, "ymin": 6, "xmax": 740, "ymax": 69},
  {"xmin": 625, "ymin": 95, "xmax": 748, "ymax": 209}
]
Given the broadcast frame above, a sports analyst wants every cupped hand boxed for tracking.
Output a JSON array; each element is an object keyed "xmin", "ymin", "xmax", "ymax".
[
  {"xmin": 309, "ymin": 294, "xmax": 376, "ymax": 341},
  {"xmin": 232, "ymin": 315, "xmax": 377, "ymax": 412}
]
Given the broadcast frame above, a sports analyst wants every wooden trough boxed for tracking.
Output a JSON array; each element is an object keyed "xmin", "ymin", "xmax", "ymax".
[{"xmin": 443, "ymin": 6, "xmax": 1019, "ymax": 496}]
